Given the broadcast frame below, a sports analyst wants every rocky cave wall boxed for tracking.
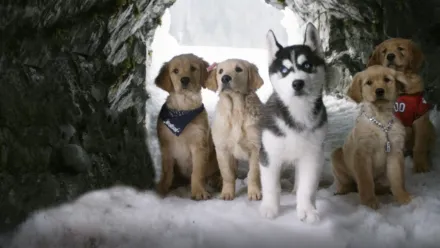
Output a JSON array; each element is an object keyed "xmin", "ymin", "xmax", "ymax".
[
  {"xmin": 0, "ymin": 0, "xmax": 175, "ymax": 231},
  {"xmin": 1, "ymin": 0, "xmax": 439, "ymax": 233}
]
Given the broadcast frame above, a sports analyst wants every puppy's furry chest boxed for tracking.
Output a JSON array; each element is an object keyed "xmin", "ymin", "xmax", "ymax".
[
  {"xmin": 351, "ymin": 119, "xmax": 405, "ymax": 175},
  {"xmin": 260, "ymin": 93, "xmax": 328, "ymax": 163},
  {"xmin": 158, "ymin": 117, "xmax": 209, "ymax": 178},
  {"xmin": 276, "ymin": 123, "xmax": 327, "ymax": 161},
  {"xmin": 212, "ymin": 96, "xmax": 258, "ymax": 160},
  {"xmin": 169, "ymin": 137, "xmax": 193, "ymax": 177}
]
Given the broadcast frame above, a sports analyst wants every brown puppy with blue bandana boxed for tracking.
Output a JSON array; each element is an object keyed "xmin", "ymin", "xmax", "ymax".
[{"xmin": 154, "ymin": 53, "xmax": 220, "ymax": 200}]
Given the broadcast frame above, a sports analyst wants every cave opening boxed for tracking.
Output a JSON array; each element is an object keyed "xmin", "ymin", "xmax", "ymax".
[
  {"xmin": 3, "ymin": 0, "xmax": 440, "ymax": 246},
  {"xmin": 144, "ymin": 0, "xmax": 305, "ymax": 182}
]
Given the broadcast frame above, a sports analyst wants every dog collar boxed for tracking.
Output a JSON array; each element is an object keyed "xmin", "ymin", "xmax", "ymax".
[
  {"xmin": 363, "ymin": 113, "xmax": 394, "ymax": 153},
  {"xmin": 159, "ymin": 104, "xmax": 205, "ymax": 136}
]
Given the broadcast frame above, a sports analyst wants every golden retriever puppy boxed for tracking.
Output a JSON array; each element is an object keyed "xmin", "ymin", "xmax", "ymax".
[
  {"xmin": 205, "ymin": 59, "xmax": 264, "ymax": 201},
  {"xmin": 367, "ymin": 38, "xmax": 435, "ymax": 173},
  {"xmin": 331, "ymin": 65, "xmax": 412, "ymax": 209},
  {"xmin": 154, "ymin": 53, "xmax": 220, "ymax": 200}
]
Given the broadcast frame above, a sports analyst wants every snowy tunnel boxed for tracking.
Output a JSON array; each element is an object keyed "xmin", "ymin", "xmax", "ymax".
[{"xmin": 2, "ymin": 0, "xmax": 440, "ymax": 247}]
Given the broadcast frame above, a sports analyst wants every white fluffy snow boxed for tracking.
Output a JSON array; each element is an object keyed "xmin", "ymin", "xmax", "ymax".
[{"xmin": 4, "ymin": 6, "xmax": 440, "ymax": 248}]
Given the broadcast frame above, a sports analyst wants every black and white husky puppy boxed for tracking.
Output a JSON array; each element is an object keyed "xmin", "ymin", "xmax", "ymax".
[{"xmin": 259, "ymin": 23, "xmax": 328, "ymax": 223}]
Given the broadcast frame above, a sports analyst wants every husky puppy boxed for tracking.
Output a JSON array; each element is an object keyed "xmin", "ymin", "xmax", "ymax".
[{"xmin": 259, "ymin": 23, "xmax": 328, "ymax": 223}]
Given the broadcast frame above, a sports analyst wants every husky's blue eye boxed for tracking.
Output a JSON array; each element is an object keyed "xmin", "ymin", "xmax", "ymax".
[{"xmin": 280, "ymin": 66, "xmax": 289, "ymax": 74}]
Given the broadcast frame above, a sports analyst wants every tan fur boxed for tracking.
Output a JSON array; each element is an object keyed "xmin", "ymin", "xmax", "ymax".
[
  {"xmin": 367, "ymin": 38, "xmax": 435, "ymax": 173},
  {"xmin": 333, "ymin": 65, "xmax": 412, "ymax": 209},
  {"xmin": 367, "ymin": 38, "xmax": 424, "ymax": 73},
  {"xmin": 154, "ymin": 53, "xmax": 220, "ymax": 200},
  {"xmin": 206, "ymin": 59, "xmax": 264, "ymax": 201}
]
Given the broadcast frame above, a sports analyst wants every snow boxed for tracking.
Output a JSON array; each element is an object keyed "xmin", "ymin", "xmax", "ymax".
[
  {"xmin": 167, "ymin": 0, "xmax": 289, "ymax": 48},
  {"xmin": 4, "ymin": 6, "xmax": 440, "ymax": 248}
]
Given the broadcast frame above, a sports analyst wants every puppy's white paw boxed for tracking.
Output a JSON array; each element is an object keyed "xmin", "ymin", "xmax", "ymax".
[
  {"xmin": 259, "ymin": 202, "xmax": 279, "ymax": 219},
  {"xmin": 297, "ymin": 207, "xmax": 320, "ymax": 223}
]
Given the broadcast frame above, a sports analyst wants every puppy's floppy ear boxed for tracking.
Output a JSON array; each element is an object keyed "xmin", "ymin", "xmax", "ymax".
[
  {"xmin": 154, "ymin": 62, "xmax": 173, "ymax": 92},
  {"xmin": 199, "ymin": 58, "xmax": 210, "ymax": 87},
  {"xmin": 409, "ymin": 41, "xmax": 424, "ymax": 73},
  {"xmin": 346, "ymin": 71, "xmax": 363, "ymax": 103},
  {"xmin": 367, "ymin": 44, "xmax": 382, "ymax": 67},
  {"xmin": 204, "ymin": 64, "xmax": 218, "ymax": 92},
  {"xmin": 394, "ymin": 71, "xmax": 409, "ymax": 94},
  {"xmin": 248, "ymin": 63, "xmax": 264, "ymax": 92}
]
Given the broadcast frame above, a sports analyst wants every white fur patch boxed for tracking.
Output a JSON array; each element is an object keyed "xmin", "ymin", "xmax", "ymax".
[
  {"xmin": 259, "ymin": 119, "xmax": 327, "ymax": 222},
  {"xmin": 282, "ymin": 59, "xmax": 293, "ymax": 69},
  {"xmin": 297, "ymin": 55, "xmax": 307, "ymax": 65}
]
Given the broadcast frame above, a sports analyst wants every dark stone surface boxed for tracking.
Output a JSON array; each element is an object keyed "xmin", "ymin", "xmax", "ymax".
[{"xmin": 0, "ymin": 0, "xmax": 174, "ymax": 232}]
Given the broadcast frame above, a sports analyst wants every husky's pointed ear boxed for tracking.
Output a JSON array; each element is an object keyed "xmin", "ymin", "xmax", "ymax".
[
  {"xmin": 304, "ymin": 22, "xmax": 324, "ymax": 58},
  {"xmin": 347, "ymin": 71, "xmax": 363, "ymax": 104},
  {"xmin": 266, "ymin": 30, "xmax": 281, "ymax": 60}
]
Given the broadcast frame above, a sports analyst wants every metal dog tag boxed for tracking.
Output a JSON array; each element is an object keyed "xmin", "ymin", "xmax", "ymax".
[{"xmin": 385, "ymin": 141, "xmax": 391, "ymax": 153}]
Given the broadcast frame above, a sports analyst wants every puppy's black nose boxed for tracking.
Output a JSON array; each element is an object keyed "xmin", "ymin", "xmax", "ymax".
[
  {"xmin": 180, "ymin": 77, "xmax": 190, "ymax": 86},
  {"xmin": 221, "ymin": 75, "xmax": 232, "ymax": 84},
  {"xmin": 375, "ymin": 88, "xmax": 385, "ymax": 96},
  {"xmin": 386, "ymin": 53, "xmax": 395, "ymax": 61},
  {"xmin": 292, "ymin": 80, "xmax": 305, "ymax": 91}
]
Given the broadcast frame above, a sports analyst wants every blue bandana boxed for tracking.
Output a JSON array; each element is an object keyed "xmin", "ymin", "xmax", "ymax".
[{"xmin": 159, "ymin": 104, "xmax": 205, "ymax": 136}]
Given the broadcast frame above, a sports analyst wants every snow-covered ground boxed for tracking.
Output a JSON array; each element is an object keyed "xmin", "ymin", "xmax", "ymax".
[{"xmin": 3, "ymin": 7, "xmax": 440, "ymax": 248}]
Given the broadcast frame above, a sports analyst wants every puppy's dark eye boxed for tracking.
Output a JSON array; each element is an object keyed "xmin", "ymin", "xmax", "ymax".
[
  {"xmin": 382, "ymin": 49, "xmax": 387, "ymax": 54},
  {"xmin": 190, "ymin": 66, "xmax": 196, "ymax": 72},
  {"xmin": 303, "ymin": 62, "xmax": 312, "ymax": 69},
  {"xmin": 235, "ymin": 66, "xmax": 243, "ymax": 73},
  {"xmin": 384, "ymin": 77, "xmax": 391, "ymax": 83},
  {"xmin": 398, "ymin": 47, "xmax": 404, "ymax": 51},
  {"xmin": 279, "ymin": 66, "xmax": 289, "ymax": 74},
  {"xmin": 366, "ymin": 80, "xmax": 373, "ymax": 86},
  {"xmin": 173, "ymin": 68, "xmax": 179, "ymax": 74},
  {"xmin": 218, "ymin": 69, "xmax": 223, "ymax": 74}
]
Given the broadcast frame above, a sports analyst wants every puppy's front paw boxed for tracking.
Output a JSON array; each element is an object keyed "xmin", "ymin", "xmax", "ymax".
[
  {"xmin": 334, "ymin": 183, "xmax": 356, "ymax": 195},
  {"xmin": 220, "ymin": 189, "xmax": 235, "ymax": 201},
  {"xmin": 413, "ymin": 159, "xmax": 430, "ymax": 173},
  {"xmin": 191, "ymin": 187, "xmax": 211, "ymax": 201},
  {"xmin": 296, "ymin": 206, "xmax": 320, "ymax": 223},
  {"xmin": 361, "ymin": 197, "xmax": 380, "ymax": 210},
  {"xmin": 259, "ymin": 202, "xmax": 279, "ymax": 219},
  {"xmin": 220, "ymin": 184, "xmax": 235, "ymax": 200},
  {"xmin": 395, "ymin": 191, "xmax": 412, "ymax": 205},
  {"xmin": 156, "ymin": 183, "xmax": 170, "ymax": 197},
  {"xmin": 247, "ymin": 185, "xmax": 262, "ymax": 201}
]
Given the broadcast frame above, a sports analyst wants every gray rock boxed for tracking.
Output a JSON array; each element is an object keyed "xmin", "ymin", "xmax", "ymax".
[
  {"xmin": 0, "ymin": 0, "xmax": 174, "ymax": 232},
  {"xmin": 60, "ymin": 144, "xmax": 92, "ymax": 173}
]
